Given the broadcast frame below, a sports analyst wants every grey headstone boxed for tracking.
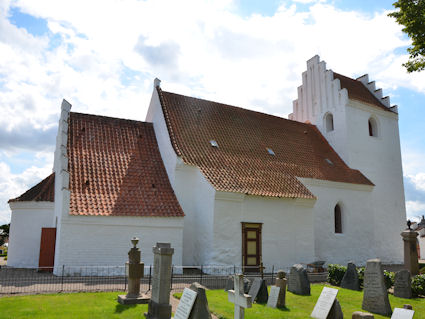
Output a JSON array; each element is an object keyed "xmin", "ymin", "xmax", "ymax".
[
  {"xmin": 266, "ymin": 286, "xmax": 280, "ymax": 308},
  {"xmin": 311, "ymin": 287, "xmax": 339, "ymax": 319},
  {"xmin": 391, "ymin": 308, "xmax": 414, "ymax": 319},
  {"xmin": 248, "ymin": 278, "xmax": 268, "ymax": 304},
  {"xmin": 287, "ymin": 264, "xmax": 311, "ymax": 295},
  {"xmin": 394, "ymin": 270, "xmax": 412, "ymax": 299},
  {"xmin": 275, "ymin": 276, "xmax": 287, "ymax": 308},
  {"xmin": 224, "ymin": 276, "xmax": 251, "ymax": 294},
  {"xmin": 352, "ymin": 311, "xmax": 375, "ymax": 319},
  {"xmin": 328, "ymin": 299, "xmax": 343, "ymax": 319},
  {"xmin": 362, "ymin": 259, "xmax": 392, "ymax": 316},
  {"xmin": 188, "ymin": 282, "xmax": 212, "ymax": 319},
  {"xmin": 341, "ymin": 262, "xmax": 360, "ymax": 291}
]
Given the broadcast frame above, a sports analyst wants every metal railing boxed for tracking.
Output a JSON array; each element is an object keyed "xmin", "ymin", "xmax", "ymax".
[{"xmin": 0, "ymin": 265, "xmax": 289, "ymax": 295}]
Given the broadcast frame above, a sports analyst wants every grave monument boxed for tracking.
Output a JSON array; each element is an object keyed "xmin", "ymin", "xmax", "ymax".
[
  {"xmin": 288, "ymin": 264, "xmax": 310, "ymax": 295},
  {"xmin": 228, "ymin": 274, "xmax": 252, "ymax": 319},
  {"xmin": 401, "ymin": 220, "xmax": 419, "ymax": 276},
  {"xmin": 275, "ymin": 270, "xmax": 287, "ymax": 308},
  {"xmin": 393, "ymin": 269, "xmax": 412, "ymax": 299},
  {"xmin": 340, "ymin": 262, "xmax": 360, "ymax": 291}
]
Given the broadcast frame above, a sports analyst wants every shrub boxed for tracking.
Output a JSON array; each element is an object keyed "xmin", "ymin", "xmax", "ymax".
[
  {"xmin": 383, "ymin": 270, "xmax": 395, "ymax": 289},
  {"xmin": 412, "ymin": 274, "xmax": 425, "ymax": 296},
  {"xmin": 357, "ymin": 267, "xmax": 365, "ymax": 288},
  {"xmin": 328, "ymin": 264, "xmax": 347, "ymax": 286}
]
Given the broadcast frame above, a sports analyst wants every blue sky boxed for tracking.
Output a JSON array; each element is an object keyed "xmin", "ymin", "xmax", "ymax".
[{"xmin": 1, "ymin": 0, "xmax": 425, "ymax": 224}]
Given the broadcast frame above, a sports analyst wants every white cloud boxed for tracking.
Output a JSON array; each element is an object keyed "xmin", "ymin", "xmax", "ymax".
[{"xmin": 406, "ymin": 201, "xmax": 425, "ymax": 219}]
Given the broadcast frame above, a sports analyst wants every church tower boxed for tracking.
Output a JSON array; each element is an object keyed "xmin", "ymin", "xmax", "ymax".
[{"xmin": 290, "ymin": 55, "xmax": 406, "ymax": 263}]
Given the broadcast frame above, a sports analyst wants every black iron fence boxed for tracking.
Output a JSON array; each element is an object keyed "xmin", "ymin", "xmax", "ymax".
[{"xmin": 0, "ymin": 265, "xmax": 286, "ymax": 295}]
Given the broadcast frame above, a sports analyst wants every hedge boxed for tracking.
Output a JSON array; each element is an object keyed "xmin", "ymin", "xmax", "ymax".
[{"xmin": 328, "ymin": 264, "xmax": 394, "ymax": 289}]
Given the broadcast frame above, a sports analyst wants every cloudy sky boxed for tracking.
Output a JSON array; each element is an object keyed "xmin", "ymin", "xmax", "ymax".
[{"xmin": 1, "ymin": 0, "xmax": 425, "ymax": 225}]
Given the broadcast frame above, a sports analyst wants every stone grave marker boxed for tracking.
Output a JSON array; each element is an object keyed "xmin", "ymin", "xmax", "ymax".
[
  {"xmin": 401, "ymin": 223, "xmax": 419, "ymax": 276},
  {"xmin": 266, "ymin": 286, "xmax": 280, "ymax": 308},
  {"xmin": 275, "ymin": 270, "xmax": 287, "ymax": 308},
  {"xmin": 362, "ymin": 259, "xmax": 392, "ymax": 316},
  {"xmin": 118, "ymin": 237, "xmax": 150, "ymax": 304},
  {"xmin": 391, "ymin": 308, "xmax": 415, "ymax": 319},
  {"xmin": 288, "ymin": 264, "xmax": 311, "ymax": 295},
  {"xmin": 310, "ymin": 287, "xmax": 342, "ymax": 319},
  {"xmin": 340, "ymin": 262, "xmax": 360, "ymax": 291},
  {"xmin": 394, "ymin": 270, "xmax": 412, "ymax": 299},
  {"xmin": 145, "ymin": 243, "xmax": 174, "ymax": 319},
  {"xmin": 248, "ymin": 277, "xmax": 268, "ymax": 303},
  {"xmin": 352, "ymin": 311, "xmax": 374, "ymax": 319},
  {"xmin": 174, "ymin": 288, "xmax": 197, "ymax": 319},
  {"xmin": 225, "ymin": 275, "xmax": 251, "ymax": 293},
  {"xmin": 188, "ymin": 282, "xmax": 212, "ymax": 319},
  {"xmin": 228, "ymin": 274, "xmax": 252, "ymax": 319}
]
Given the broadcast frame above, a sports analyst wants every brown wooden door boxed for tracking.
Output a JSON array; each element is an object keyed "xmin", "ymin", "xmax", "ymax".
[
  {"xmin": 39, "ymin": 228, "xmax": 56, "ymax": 272},
  {"xmin": 242, "ymin": 223, "xmax": 262, "ymax": 273}
]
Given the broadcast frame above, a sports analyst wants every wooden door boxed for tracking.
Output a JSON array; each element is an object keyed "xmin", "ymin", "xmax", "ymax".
[
  {"xmin": 38, "ymin": 228, "xmax": 56, "ymax": 272},
  {"xmin": 242, "ymin": 223, "xmax": 262, "ymax": 273}
]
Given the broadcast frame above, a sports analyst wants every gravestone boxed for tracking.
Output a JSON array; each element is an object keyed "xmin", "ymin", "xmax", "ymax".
[
  {"xmin": 341, "ymin": 262, "xmax": 360, "ymax": 291},
  {"xmin": 403, "ymin": 304, "xmax": 412, "ymax": 310},
  {"xmin": 225, "ymin": 275, "xmax": 251, "ymax": 294},
  {"xmin": 228, "ymin": 274, "xmax": 252, "ymax": 319},
  {"xmin": 391, "ymin": 308, "xmax": 414, "ymax": 319},
  {"xmin": 311, "ymin": 287, "xmax": 342, "ymax": 319},
  {"xmin": 266, "ymin": 286, "xmax": 280, "ymax": 308},
  {"xmin": 275, "ymin": 270, "xmax": 287, "ymax": 308},
  {"xmin": 362, "ymin": 259, "xmax": 392, "ymax": 316},
  {"xmin": 288, "ymin": 264, "xmax": 311, "ymax": 295},
  {"xmin": 393, "ymin": 270, "xmax": 412, "ymax": 299},
  {"xmin": 174, "ymin": 288, "xmax": 197, "ymax": 319},
  {"xmin": 118, "ymin": 237, "xmax": 149, "ymax": 304},
  {"xmin": 188, "ymin": 282, "xmax": 212, "ymax": 319},
  {"xmin": 352, "ymin": 311, "xmax": 374, "ymax": 319},
  {"xmin": 248, "ymin": 278, "xmax": 268, "ymax": 303},
  {"xmin": 401, "ymin": 223, "xmax": 419, "ymax": 276},
  {"xmin": 145, "ymin": 243, "xmax": 174, "ymax": 319}
]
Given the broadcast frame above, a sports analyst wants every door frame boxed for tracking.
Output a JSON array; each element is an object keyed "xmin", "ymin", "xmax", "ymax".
[{"xmin": 241, "ymin": 222, "xmax": 262, "ymax": 273}]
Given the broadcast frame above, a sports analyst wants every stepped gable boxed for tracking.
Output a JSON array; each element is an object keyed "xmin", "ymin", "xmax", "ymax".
[
  {"xmin": 68, "ymin": 112, "xmax": 184, "ymax": 217},
  {"xmin": 8, "ymin": 173, "xmax": 55, "ymax": 203},
  {"xmin": 158, "ymin": 88, "xmax": 373, "ymax": 199}
]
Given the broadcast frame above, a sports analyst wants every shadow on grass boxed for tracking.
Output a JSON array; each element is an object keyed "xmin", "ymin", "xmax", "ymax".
[{"xmin": 114, "ymin": 303, "xmax": 137, "ymax": 313}]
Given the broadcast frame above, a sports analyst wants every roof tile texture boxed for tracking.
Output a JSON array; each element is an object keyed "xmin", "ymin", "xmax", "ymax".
[
  {"xmin": 8, "ymin": 173, "xmax": 55, "ymax": 203},
  {"xmin": 159, "ymin": 89, "xmax": 373, "ymax": 199},
  {"xmin": 68, "ymin": 112, "xmax": 184, "ymax": 217}
]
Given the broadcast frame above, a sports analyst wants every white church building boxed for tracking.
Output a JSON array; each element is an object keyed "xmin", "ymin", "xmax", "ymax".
[{"xmin": 7, "ymin": 56, "xmax": 406, "ymax": 272}]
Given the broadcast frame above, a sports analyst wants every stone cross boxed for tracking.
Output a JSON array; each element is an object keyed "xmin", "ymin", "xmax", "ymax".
[
  {"xmin": 145, "ymin": 243, "xmax": 174, "ymax": 319},
  {"xmin": 228, "ymin": 274, "xmax": 252, "ymax": 319}
]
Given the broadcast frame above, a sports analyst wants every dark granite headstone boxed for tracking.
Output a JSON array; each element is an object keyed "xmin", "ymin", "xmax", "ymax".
[
  {"xmin": 224, "ymin": 275, "xmax": 251, "ymax": 294},
  {"xmin": 287, "ymin": 264, "xmax": 311, "ymax": 295},
  {"xmin": 362, "ymin": 259, "xmax": 392, "ymax": 316},
  {"xmin": 248, "ymin": 277, "xmax": 268, "ymax": 303},
  {"xmin": 394, "ymin": 270, "xmax": 412, "ymax": 299},
  {"xmin": 188, "ymin": 282, "xmax": 212, "ymax": 319},
  {"xmin": 341, "ymin": 262, "xmax": 360, "ymax": 291},
  {"xmin": 328, "ymin": 299, "xmax": 343, "ymax": 319}
]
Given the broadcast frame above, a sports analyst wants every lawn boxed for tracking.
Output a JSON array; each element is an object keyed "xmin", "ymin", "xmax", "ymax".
[{"xmin": 0, "ymin": 285, "xmax": 423, "ymax": 319}]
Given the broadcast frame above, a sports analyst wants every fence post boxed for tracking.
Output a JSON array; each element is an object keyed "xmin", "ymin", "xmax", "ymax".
[
  {"xmin": 124, "ymin": 266, "xmax": 127, "ymax": 292},
  {"xmin": 200, "ymin": 265, "xmax": 203, "ymax": 285},
  {"xmin": 233, "ymin": 265, "xmax": 236, "ymax": 274},
  {"xmin": 148, "ymin": 265, "xmax": 152, "ymax": 292},
  {"xmin": 61, "ymin": 265, "xmax": 65, "ymax": 292},
  {"xmin": 170, "ymin": 265, "xmax": 174, "ymax": 290}
]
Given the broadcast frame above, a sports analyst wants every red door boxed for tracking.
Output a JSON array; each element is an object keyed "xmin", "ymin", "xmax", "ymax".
[{"xmin": 38, "ymin": 228, "xmax": 56, "ymax": 272}]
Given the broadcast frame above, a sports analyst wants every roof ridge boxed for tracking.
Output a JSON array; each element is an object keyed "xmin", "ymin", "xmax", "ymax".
[{"xmin": 70, "ymin": 111, "xmax": 153, "ymax": 126}]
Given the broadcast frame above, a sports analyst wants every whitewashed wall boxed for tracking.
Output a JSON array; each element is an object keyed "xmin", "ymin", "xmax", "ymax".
[
  {"xmin": 7, "ymin": 202, "xmax": 55, "ymax": 268},
  {"xmin": 212, "ymin": 192, "xmax": 315, "ymax": 269},
  {"xmin": 54, "ymin": 215, "xmax": 183, "ymax": 271}
]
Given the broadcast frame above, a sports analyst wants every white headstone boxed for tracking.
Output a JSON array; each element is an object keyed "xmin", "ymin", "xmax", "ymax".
[
  {"xmin": 391, "ymin": 308, "xmax": 415, "ymax": 319},
  {"xmin": 174, "ymin": 288, "xmax": 198, "ymax": 319},
  {"xmin": 228, "ymin": 274, "xmax": 252, "ymax": 319},
  {"xmin": 266, "ymin": 286, "xmax": 280, "ymax": 308},
  {"xmin": 311, "ymin": 287, "xmax": 339, "ymax": 319}
]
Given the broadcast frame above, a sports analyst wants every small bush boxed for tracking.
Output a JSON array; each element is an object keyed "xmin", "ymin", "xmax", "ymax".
[
  {"xmin": 357, "ymin": 267, "xmax": 365, "ymax": 287},
  {"xmin": 383, "ymin": 270, "xmax": 395, "ymax": 289},
  {"xmin": 328, "ymin": 264, "xmax": 347, "ymax": 286},
  {"xmin": 412, "ymin": 274, "xmax": 425, "ymax": 296}
]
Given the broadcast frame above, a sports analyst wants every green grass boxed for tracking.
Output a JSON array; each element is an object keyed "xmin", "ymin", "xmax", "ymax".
[
  {"xmin": 176, "ymin": 284, "xmax": 425, "ymax": 318},
  {"xmin": 0, "ymin": 292, "xmax": 147, "ymax": 319}
]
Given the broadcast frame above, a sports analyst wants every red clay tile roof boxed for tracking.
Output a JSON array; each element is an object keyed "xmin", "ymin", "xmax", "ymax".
[
  {"xmin": 68, "ymin": 112, "xmax": 184, "ymax": 217},
  {"xmin": 9, "ymin": 173, "xmax": 55, "ymax": 203},
  {"xmin": 333, "ymin": 72, "xmax": 393, "ymax": 112},
  {"xmin": 158, "ymin": 88, "xmax": 373, "ymax": 199}
]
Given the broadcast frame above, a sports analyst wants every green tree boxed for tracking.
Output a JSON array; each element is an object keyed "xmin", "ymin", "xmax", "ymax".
[
  {"xmin": 0, "ymin": 224, "xmax": 9, "ymax": 246},
  {"xmin": 388, "ymin": 0, "xmax": 425, "ymax": 72}
]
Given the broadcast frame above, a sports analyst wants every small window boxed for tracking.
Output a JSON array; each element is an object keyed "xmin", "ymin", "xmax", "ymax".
[
  {"xmin": 209, "ymin": 140, "xmax": 218, "ymax": 147},
  {"xmin": 325, "ymin": 158, "xmax": 333, "ymax": 166},
  {"xmin": 334, "ymin": 204, "xmax": 342, "ymax": 234},
  {"xmin": 325, "ymin": 113, "xmax": 334, "ymax": 132},
  {"xmin": 266, "ymin": 148, "xmax": 275, "ymax": 156},
  {"xmin": 368, "ymin": 117, "xmax": 377, "ymax": 137}
]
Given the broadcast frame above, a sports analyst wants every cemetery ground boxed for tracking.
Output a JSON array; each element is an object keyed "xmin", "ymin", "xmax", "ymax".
[{"xmin": 1, "ymin": 284, "xmax": 424, "ymax": 319}]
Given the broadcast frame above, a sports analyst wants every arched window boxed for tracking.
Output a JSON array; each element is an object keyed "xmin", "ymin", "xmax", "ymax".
[
  {"xmin": 334, "ymin": 204, "xmax": 342, "ymax": 234},
  {"xmin": 368, "ymin": 117, "xmax": 377, "ymax": 137},
  {"xmin": 325, "ymin": 113, "xmax": 334, "ymax": 132}
]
